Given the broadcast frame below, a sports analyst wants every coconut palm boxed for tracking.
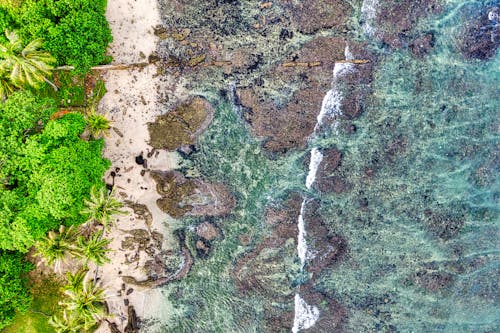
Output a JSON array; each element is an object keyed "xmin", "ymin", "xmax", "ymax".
[
  {"xmin": 48, "ymin": 310, "xmax": 86, "ymax": 333},
  {"xmin": 81, "ymin": 186, "xmax": 126, "ymax": 231},
  {"xmin": 35, "ymin": 225, "xmax": 80, "ymax": 272},
  {"xmin": 0, "ymin": 30, "xmax": 56, "ymax": 90},
  {"xmin": 59, "ymin": 278, "xmax": 107, "ymax": 331},
  {"xmin": 74, "ymin": 231, "xmax": 111, "ymax": 266},
  {"xmin": 0, "ymin": 65, "xmax": 15, "ymax": 100},
  {"xmin": 85, "ymin": 107, "xmax": 111, "ymax": 139},
  {"xmin": 65, "ymin": 269, "xmax": 89, "ymax": 293}
]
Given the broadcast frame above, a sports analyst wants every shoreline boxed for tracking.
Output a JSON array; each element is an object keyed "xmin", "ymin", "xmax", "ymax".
[{"xmin": 95, "ymin": 0, "xmax": 180, "ymax": 331}]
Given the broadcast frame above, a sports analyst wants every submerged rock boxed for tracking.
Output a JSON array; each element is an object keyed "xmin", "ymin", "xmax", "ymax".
[
  {"xmin": 278, "ymin": 0, "xmax": 352, "ymax": 34},
  {"xmin": 150, "ymin": 170, "xmax": 235, "ymax": 218},
  {"xmin": 299, "ymin": 287, "xmax": 347, "ymax": 333},
  {"xmin": 367, "ymin": 0, "xmax": 441, "ymax": 49},
  {"xmin": 237, "ymin": 37, "xmax": 347, "ymax": 154},
  {"xmin": 458, "ymin": 4, "xmax": 499, "ymax": 60},
  {"xmin": 148, "ymin": 97, "xmax": 214, "ymax": 150}
]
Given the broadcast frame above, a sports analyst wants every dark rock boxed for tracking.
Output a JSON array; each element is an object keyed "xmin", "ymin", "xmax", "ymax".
[
  {"xmin": 232, "ymin": 194, "xmax": 301, "ymax": 300},
  {"xmin": 135, "ymin": 154, "xmax": 145, "ymax": 165},
  {"xmin": 302, "ymin": 200, "xmax": 348, "ymax": 275},
  {"xmin": 148, "ymin": 97, "xmax": 214, "ymax": 150},
  {"xmin": 126, "ymin": 288, "xmax": 134, "ymax": 295},
  {"xmin": 176, "ymin": 144, "xmax": 196, "ymax": 157},
  {"xmin": 195, "ymin": 239, "xmax": 211, "ymax": 258},
  {"xmin": 237, "ymin": 37, "xmax": 347, "ymax": 154},
  {"xmin": 124, "ymin": 299, "xmax": 129, "ymax": 306},
  {"xmin": 300, "ymin": 288, "xmax": 347, "ymax": 333},
  {"xmin": 458, "ymin": 5, "xmax": 499, "ymax": 60},
  {"xmin": 312, "ymin": 148, "xmax": 352, "ymax": 194},
  {"xmin": 124, "ymin": 305, "xmax": 139, "ymax": 333},
  {"xmin": 410, "ymin": 32, "xmax": 435, "ymax": 58},
  {"xmin": 107, "ymin": 321, "xmax": 121, "ymax": 333}
]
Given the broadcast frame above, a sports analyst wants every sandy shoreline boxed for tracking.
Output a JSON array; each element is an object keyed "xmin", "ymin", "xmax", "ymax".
[{"xmin": 94, "ymin": 0, "xmax": 180, "ymax": 331}]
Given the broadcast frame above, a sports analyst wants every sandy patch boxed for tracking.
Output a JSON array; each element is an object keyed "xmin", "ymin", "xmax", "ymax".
[{"xmin": 93, "ymin": 0, "xmax": 186, "ymax": 331}]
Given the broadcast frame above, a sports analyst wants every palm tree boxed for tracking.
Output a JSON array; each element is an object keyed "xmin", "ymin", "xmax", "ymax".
[
  {"xmin": 85, "ymin": 107, "xmax": 111, "ymax": 139},
  {"xmin": 35, "ymin": 225, "xmax": 80, "ymax": 272},
  {"xmin": 0, "ymin": 30, "xmax": 56, "ymax": 90},
  {"xmin": 59, "ymin": 278, "xmax": 107, "ymax": 331},
  {"xmin": 74, "ymin": 231, "xmax": 111, "ymax": 266},
  {"xmin": 81, "ymin": 186, "xmax": 126, "ymax": 231},
  {"xmin": 65, "ymin": 269, "xmax": 89, "ymax": 293},
  {"xmin": 0, "ymin": 63, "xmax": 15, "ymax": 100},
  {"xmin": 48, "ymin": 310, "xmax": 86, "ymax": 333}
]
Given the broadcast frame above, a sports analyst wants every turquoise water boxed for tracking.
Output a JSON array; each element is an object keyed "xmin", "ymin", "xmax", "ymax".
[{"xmin": 160, "ymin": 0, "xmax": 499, "ymax": 332}]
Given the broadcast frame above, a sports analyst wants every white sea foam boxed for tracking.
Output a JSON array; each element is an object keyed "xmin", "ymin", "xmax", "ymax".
[
  {"xmin": 314, "ymin": 89, "xmax": 343, "ymax": 133},
  {"xmin": 314, "ymin": 45, "xmax": 353, "ymax": 134},
  {"xmin": 488, "ymin": 9, "xmax": 499, "ymax": 22},
  {"xmin": 305, "ymin": 147, "xmax": 323, "ymax": 189},
  {"xmin": 297, "ymin": 200, "xmax": 308, "ymax": 270},
  {"xmin": 292, "ymin": 294, "xmax": 320, "ymax": 333},
  {"xmin": 361, "ymin": 0, "xmax": 378, "ymax": 37}
]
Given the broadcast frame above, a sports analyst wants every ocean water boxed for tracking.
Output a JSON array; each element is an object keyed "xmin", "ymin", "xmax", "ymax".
[{"xmin": 159, "ymin": 0, "xmax": 499, "ymax": 332}]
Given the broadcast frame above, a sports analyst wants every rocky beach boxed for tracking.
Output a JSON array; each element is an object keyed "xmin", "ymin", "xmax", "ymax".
[{"xmin": 96, "ymin": 0, "xmax": 499, "ymax": 332}]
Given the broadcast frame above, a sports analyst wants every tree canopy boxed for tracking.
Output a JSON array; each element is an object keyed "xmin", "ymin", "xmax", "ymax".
[{"xmin": 0, "ymin": 91, "xmax": 110, "ymax": 251}]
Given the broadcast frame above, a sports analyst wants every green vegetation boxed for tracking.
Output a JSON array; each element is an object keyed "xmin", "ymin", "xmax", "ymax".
[
  {"xmin": 0, "ymin": 30, "xmax": 56, "ymax": 96},
  {"xmin": 51, "ymin": 269, "xmax": 106, "ymax": 332},
  {"xmin": 2, "ymin": 273, "xmax": 65, "ymax": 333},
  {"xmin": 84, "ymin": 108, "xmax": 111, "ymax": 139},
  {"xmin": 0, "ymin": 251, "xmax": 32, "ymax": 330},
  {"xmin": 81, "ymin": 186, "xmax": 125, "ymax": 231},
  {"xmin": 0, "ymin": 0, "xmax": 112, "ymax": 73},
  {"xmin": 0, "ymin": 1, "xmax": 113, "ymax": 327}
]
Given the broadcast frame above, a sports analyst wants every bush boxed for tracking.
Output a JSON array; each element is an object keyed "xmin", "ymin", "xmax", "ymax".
[
  {"xmin": 0, "ymin": 91, "xmax": 110, "ymax": 251},
  {"xmin": 0, "ymin": 251, "xmax": 33, "ymax": 330},
  {"xmin": 8, "ymin": 0, "xmax": 112, "ymax": 72}
]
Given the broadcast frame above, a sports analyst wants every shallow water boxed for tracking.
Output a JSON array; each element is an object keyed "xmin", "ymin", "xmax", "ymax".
[{"xmin": 158, "ymin": 0, "xmax": 499, "ymax": 332}]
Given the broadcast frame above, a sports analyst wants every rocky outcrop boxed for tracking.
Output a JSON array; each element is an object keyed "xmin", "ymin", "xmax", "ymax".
[
  {"xmin": 301, "ymin": 200, "xmax": 348, "ymax": 276},
  {"xmin": 299, "ymin": 287, "xmax": 347, "ymax": 333},
  {"xmin": 148, "ymin": 97, "xmax": 214, "ymax": 150},
  {"xmin": 237, "ymin": 37, "xmax": 347, "ymax": 154},
  {"xmin": 367, "ymin": 0, "xmax": 441, "ymax": 49},
  {"xmin": 458, "ymin": 4, "xmax": 499, "ymax": 60},
  {"xmin": 232, "ymin": 194, "xmax": 301, "ymax": 299},
  {"xmin": 150, "ymin": 170, "xmax": 235, "ymax": 218},
  {"xmin": 278, "ymin": 0, "xmax": 352, "ymax": 34}
]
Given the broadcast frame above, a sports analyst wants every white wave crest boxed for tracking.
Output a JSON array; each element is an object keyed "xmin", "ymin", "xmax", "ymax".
[
  {"xmin": 292, "ymin": 294, "xmax": 320, "ymax": 333},
  {"xmin": 297, "ymin": 200, "xmax": 308, "ymax": 270},
  {"xmin": 305, "ymin": 147, "xmax": 323, "ymax": 189},
  {"xmin": 361, "ymin": 0, "xmax": 378, "ymax": 37}
]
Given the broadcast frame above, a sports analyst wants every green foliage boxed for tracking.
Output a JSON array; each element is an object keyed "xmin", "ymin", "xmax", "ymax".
[
  {"xmin": 85, "ymin": 108, "xmax": 110, "ymax": 139},
  {"xmin": 0, "ymin": 30, "xmax": 55, "ymax": 94},
  {"xmin": 57, "ymin": 274, "xmax": 106, "ymax": 331},
  {"xmin": 0, "ymin": 251, "xmax": 33, "ymax": 330},
  {"xmin": 81, "ymin": 186, "xmax": 126, "ymax": 231},
  {"xmin": 74, "ymin": 230, "xmax": 110, "ymax": 266},
  {"xmin": 35, "ymin": 225, "xmax": 79, "ymax": 272},
  {"xmin": 0, "ymin": 91, "xmax": 110, "ymax": 252},
  {"xmin": 3, "ymin": 274, "xmax": 66, "ymax": 333},
  {"xmin": 13, "ymin": 0, "xmax": 112, "ymax": 72}
]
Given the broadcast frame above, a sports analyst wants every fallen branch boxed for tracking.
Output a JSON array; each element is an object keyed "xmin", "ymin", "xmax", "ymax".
[
  {"xmin": 55, "ymin": 63, "xmax": 149, "ymax": 71},
  {"xmin": 282, "ymin": 61, "xmax": 321, "ymax": 67},
  {"xmin": 282, "ymin": 59, "xmax": 371, "ymax": 67},
  {"xmin": 335, "ymin": 59, "xmax": 371, "ymax": 64}
]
